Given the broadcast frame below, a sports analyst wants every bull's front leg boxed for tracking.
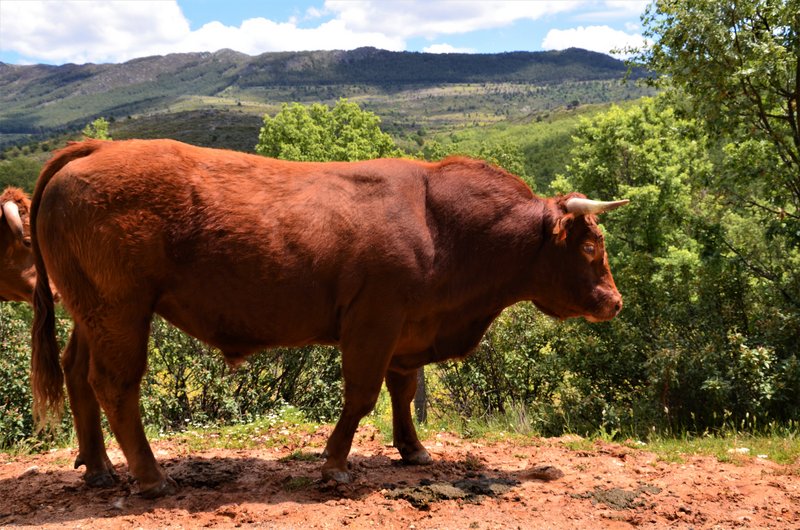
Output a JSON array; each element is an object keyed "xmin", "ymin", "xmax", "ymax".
[
  {"xmin": 322, "ymin": 302, "xmax": 404, "ymax": 483},
  {"xmin": 322, "ymin": 352, "xmax": 393, "ymax": 483},
  {"xmin": 62, "ymin": 325, "xmax": 118, "ymax": 487},
  {"xmin": 385, "ymin": 367, "xmax": 432, "ymax": 465}
]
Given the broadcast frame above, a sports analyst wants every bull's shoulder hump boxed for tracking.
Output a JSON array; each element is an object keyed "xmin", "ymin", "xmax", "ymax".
[
  {"xmin": 289, "ymin": 158, "xmax": 434, "ymax": 193},
  {"xmin": 318, "ymin": 157, "xmax": 433, "ymax": 175},
  {"xmin": 425, "ymin": 156, "xmax": 534, "ymax": 205}
]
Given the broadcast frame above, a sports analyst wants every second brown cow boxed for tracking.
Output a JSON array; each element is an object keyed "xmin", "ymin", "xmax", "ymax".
[
  {"xmin": 0, "ymin": 187, "xmax": 35, "ymax": 302},
  {"xmin": 31, "ymin": 139, "xmax": 627, "ymax": 497}
]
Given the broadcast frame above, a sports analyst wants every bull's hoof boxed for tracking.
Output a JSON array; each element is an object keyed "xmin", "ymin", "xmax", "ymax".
[
  {"xmin": 321, "ymin": 467, "xmax": 351, "ymax": 484},
  {"xmin": 76, "ymin": 455, "xmax": 119, "ymax": 488},
  {"xmin": 138, "ymin": 476, "xmax": 178, "ymax": 499},
  {"xmin": 399, "ymin": 447, "xmax": 433, "ymax": 466},
  {"xmin": 84, "ymin": 470, "xmax": 119, "ymax": 488}
]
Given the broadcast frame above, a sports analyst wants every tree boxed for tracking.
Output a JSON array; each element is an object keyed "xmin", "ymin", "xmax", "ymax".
[
  {"xmin": 82, "ymin": 117, "xmax": 112, "ymax": 140},
  {"xmin": 552, "ymin": 97, "xmax": 714, "ymax": 430},
  {"xmin": 633, "ymin": 0, "xmax": 800, "ymax": 339},
  {"xmin": 0, "ymin": 156, "xmax": 41, "ymax": 192},
  {"xmin": 255, "ymin": 99, "xmax": 401, "ymax": 162},
  {"xmin": 549, "ymin": 95, "xmax": 800, "ymax": 431},
  {"xmin": 634, "ymin": 0, "xmax": 800, "ymax": 210}
]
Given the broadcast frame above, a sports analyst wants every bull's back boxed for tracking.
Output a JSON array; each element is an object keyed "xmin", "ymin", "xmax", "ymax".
[{"xmin": 38, "ymin": 140, "xmax": 435, "ymax": 352}]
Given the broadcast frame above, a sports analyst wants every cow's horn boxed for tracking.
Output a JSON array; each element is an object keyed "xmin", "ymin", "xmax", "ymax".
[
  {"xmin": 2, "ymin": 201, "xmax": 25, "ymax": 241},
  {"xmin": 565, "ymin": 197, "xmax": 629, "ymax": 215}
]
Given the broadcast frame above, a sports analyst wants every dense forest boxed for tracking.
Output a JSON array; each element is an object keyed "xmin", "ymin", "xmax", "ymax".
[{"xmin": 0, "ymin": 0, "xmax": 798, "ymax": 450}]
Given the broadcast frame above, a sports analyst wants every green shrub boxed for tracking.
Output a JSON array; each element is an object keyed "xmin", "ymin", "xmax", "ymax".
[
  {"xmin": 141, "ymin": 318, "xmax": 343, "ymax": 432},
  {"xmin": 0, "ymin": 304, "xmax": 35, "ymax": 446}
]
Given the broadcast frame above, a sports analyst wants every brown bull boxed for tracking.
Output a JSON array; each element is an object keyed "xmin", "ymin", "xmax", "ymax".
[
  {"xmin": 31, "ymin": 139, "xmax": 627, "ymax": 497},
  {"xmin": 0, "ymin": 187, "xmax": 35, "ymax": 302}
]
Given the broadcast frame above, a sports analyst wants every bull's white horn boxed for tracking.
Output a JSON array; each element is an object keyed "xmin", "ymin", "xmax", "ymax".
[
  {"xmin": 2, "ymin": 201, "xmax": 25, "ymax": 241},
  {"xmin": 565, "ymin": 197, "xmax": 630, "ymax": 215}
]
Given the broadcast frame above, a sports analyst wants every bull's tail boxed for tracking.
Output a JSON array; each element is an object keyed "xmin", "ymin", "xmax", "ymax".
[{"xmin": 31, "ymin": 140, "xmax": 105, "ymax": 428}]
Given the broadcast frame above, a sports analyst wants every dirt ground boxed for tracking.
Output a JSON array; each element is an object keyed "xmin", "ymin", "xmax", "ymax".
[{"xmin": 1, "ymin": 425, "xmax": 798, "ymax": 529}]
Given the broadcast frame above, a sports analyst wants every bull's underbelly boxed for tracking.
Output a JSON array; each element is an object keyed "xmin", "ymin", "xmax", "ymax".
[
  {"xmin": 155, "ymin": 290, "xmax": 449, "ymax": 359},
  {"xmin": 154, "ymin": 288, "xmax": 340, "ymax": 356}
]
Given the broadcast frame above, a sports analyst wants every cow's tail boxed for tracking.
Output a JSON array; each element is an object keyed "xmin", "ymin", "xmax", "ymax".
[{"xmin": 31, "ymin": 140, "xmax": 105, "ymax": 429}]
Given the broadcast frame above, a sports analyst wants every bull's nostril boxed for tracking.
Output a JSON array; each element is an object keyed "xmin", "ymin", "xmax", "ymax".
[{"xmin": 614, "ymin": 300, "xmax": 623, "ymax": 313}]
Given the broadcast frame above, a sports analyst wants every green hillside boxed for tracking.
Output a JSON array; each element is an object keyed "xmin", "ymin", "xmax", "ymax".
[{"xmin": 0, "ymin": 47, "xmax": 651, "ymax": 149}]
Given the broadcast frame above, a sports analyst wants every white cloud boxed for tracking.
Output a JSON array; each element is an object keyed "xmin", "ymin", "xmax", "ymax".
[
  {"xmin": 305, "ymin": 6, "xmax": 325, "ymax": 19},
  {"xmin": 0, "ymin": 1, "xmax": 189, "ymax": 64},
  {"xmin": 541, "ymin": 25, "xmax": 645, "ymax": 57},
  {"xmin": 0, "ymin": 0, "xmax": 648, "ymax": 64},
  {"xmin": 175, "ymin": 18, "xmax": 404, "ymax": 56},
  {"xmin": 423, "ymin": 44, "xmax": 476, "ymax": 54},
  {"xmin": 0, "ymin": 1, "xmax": 387, "ymax": 63},
  {"xmin": 324, "ymin": 0, "xmax": 578, "ymax": 40},
  {"xmin": 0, "ymin": 0, "xmax": 404, "ymax": 64},
  {"xmin": 625, "ymin": 22, "xmax": 642, "ymax": 32},
  {"xmin": 603, "ymin": 1, "xmax": 650, "ymax": 17},
  {"xmin": 575, "ymin": 1, "xmax": 649, "ymax": 22}
]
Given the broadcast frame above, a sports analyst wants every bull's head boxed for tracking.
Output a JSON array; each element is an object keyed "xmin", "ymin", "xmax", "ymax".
[
  {"xmin": 0, "ymin": 188, "xmax": 36, "ymax": 303},
  {"xmin": 530, "ymin": 194, "xmax": 628, "ymax": 322}
]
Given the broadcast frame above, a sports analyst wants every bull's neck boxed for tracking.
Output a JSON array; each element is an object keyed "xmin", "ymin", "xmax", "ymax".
[
  {"xmin": 474, "ymin": 197, "xmax": 552, "ymax": 312},
  {"xmin": 507, "ymin": 196, "xmax": 556, "ymax": 305}
]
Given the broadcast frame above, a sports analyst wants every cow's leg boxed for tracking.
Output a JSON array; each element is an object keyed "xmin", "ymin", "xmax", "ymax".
[
  {"xmin": 321, "ymin": 306, "xmax": 402, "ymax": 483},
  {"xmin": 385, "ymin": 368, "xmax": 432, "ymax": 465},
  {"xmin": 322, "ymin": 352, "xmax": 392, "ymax": 483},
  {"xmin": 62, "ymin": 324, "xmax": 117, "ymax": 487},
  {"xmin": 84, "ymin": 310, "xmax": 175, "ymax": 498}
]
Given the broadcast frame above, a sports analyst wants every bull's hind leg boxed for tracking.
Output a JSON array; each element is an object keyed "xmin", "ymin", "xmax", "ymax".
[
  {"xmin": 322, "ymin": 305, "xmax": 404, "ymax": 483},
  {"xmin": 62, "ymin": 324, "xmax": 118, "ymax": 487},
  {"xmin": 83, "ymin": 307, "xmax": 175, "ymax": 498},
  {"xmin": 385, "ymin": 368, "xmax": 432, "ymax": 465}
]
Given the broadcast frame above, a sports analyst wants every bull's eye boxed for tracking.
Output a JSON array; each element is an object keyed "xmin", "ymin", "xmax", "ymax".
[
  {"xmin": 582, "ymin": 243, "xmax": 595, "ymax": 255},
  {"xmin": 22, "ymin": 238, "xmax": 31, "ymax": 248}
]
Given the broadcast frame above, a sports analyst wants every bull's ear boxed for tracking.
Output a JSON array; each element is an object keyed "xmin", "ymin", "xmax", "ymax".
[{"xmin": 552, "ymin": 213, "xmax": 574, "ymax": 245}]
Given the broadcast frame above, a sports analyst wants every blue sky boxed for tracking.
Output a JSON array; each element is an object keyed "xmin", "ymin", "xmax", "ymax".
[{"xmin": 0, "ymin": 1, "xmax": 649, "ymax": 65}]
